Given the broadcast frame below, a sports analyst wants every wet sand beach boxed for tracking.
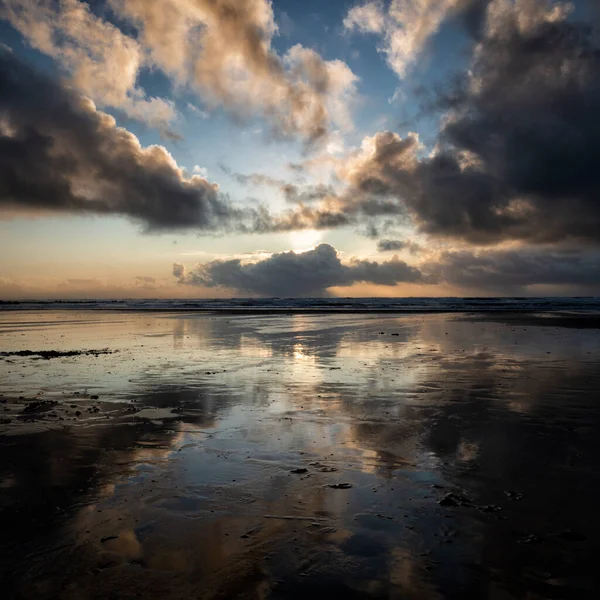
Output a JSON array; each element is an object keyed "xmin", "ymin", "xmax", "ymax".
[{"xmin": 1, "ymin": 310, "xmax": 600, "ymax": 599}]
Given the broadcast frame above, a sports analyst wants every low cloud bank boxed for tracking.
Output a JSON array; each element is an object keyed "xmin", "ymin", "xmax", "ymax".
[
  {"xmin": 174, "ymin": 243, "xmax": 426, "ymax": 296},
  {"xmin": 174, "ymin": 242, "xmax": 600, "ymax": 296}
]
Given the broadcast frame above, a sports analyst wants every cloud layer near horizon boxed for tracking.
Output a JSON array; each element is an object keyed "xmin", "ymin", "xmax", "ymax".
[
  {"xmin": 174, "ymin": 242, "xmax": 600, "ymax": 297},
  {"xmin": 426, "ymin": 247, "xmax": 600, "ymax": 292},
  {"xmin": 174, "ymin": 243, "xmax": 427, "ymax": 296}
]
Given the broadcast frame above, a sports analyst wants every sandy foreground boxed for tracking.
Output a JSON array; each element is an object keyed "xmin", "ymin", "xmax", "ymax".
[{"xmin": 1, "ymin": 310, "xmax": 599, "ymax": 599}]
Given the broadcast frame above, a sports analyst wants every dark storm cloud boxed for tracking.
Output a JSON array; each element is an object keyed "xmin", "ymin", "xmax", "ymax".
[
  {"xmin": 337, "ymin": 0, "xmax": 600, "ymax": 245},
  {"xmin": 175, "ymin": 243, "xmax": 427, "ymax": 296},
  {"xmin": 377, "ymin": 239, "xmax": 421, "ymax": 253},
  {"xmin": 0, "ymin": 49, "xmax": 264, "ymax": 231},
  {"xmin": 427, "ymin": 247, "xmax": 600, "ymax": 292},
  {"xmin": 437, "ymin": 0, "xmax": 600, "ymax": 243}
]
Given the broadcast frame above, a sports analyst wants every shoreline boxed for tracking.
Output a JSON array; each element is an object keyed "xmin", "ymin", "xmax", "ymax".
[{"xmin": 2, "ymin": 310, "xmax": 600, "ymax": 598}]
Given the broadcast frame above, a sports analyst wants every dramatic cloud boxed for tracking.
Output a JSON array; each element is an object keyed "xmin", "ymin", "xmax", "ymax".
[
  {"xmin": 334, "ymin": 0, "xmax": 600, "ymax": 245},
  {"xmin": 377, "ymin": 239, "xmax": 421, "ymax": 253},
  {"xmin": 0, "ymin": 0, "xmax": 176, "ymax": 129},
  {"xmin": 0, "ymin": 52, "xmax": 366, "ymax": 237},
  {"xmin": 1, "ymin": 0, "xmax": 357, "ymax": 142},
  {"xmin": 175, "ymin": 243, "xmax": 426, "ymax": 296},
  {"xmin": 0, "ymin": 49, "xmax": 258, "ymax": 230},
  {"xmin": 344, "ymin": 0, "xmax": 466, "ymax": 77}
]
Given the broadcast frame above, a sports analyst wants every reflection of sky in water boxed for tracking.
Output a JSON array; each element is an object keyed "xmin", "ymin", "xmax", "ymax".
[
  {"xmin": 2, "ymin": 311, "xmax": 600, "ymax": 597},
  {"xmin": 3, "ymin": 311, "xmax": 599, "ymax": 396}
]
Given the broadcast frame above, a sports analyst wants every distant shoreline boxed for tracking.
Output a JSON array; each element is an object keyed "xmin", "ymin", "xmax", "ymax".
[
  {"xmin": 1, "ymin": 306, "xmax": 600, "ymax": 328},
  {"xmin": 0, "ymin": 306, "xmax": 597, "ymax": 313},
  {"xmin": 2, "ymin": 297, "xmax": 599, "ymax": 314}
]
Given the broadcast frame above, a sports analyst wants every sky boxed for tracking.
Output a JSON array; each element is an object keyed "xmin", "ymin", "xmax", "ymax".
[{"xmin": 1, "ymin": 0, "xmax": 600, "ymax": 299}]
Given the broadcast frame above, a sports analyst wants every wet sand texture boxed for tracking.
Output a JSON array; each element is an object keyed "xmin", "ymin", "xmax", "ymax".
[{"xmin": 1, "ymin": 311, "xmax": 599, "ymax": 599}]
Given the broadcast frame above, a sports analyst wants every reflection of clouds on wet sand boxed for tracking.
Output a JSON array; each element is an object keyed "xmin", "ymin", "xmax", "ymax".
[{"xmin": 2, "ymin": 312, "xmax": 600, "ymax": 598}]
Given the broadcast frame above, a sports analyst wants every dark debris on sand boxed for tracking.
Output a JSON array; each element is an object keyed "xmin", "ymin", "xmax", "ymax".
[
  {"xmin": 22, "ymin": 400, "xmax": 59, "ymax": 414},
  {"xmin": 100, "ymin": 535, "xmax": 119, "ymax": 544},
  {"xmin": 0, "ymin": 349, "xmax": 116, "ymax": 360},
  {"xmin": 309, "ymin": 462, "xmax": 338, "ymax": 472},
  {"xmin": 438, "ymin": 492, "xmax": 472, "ymax": 507}
]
